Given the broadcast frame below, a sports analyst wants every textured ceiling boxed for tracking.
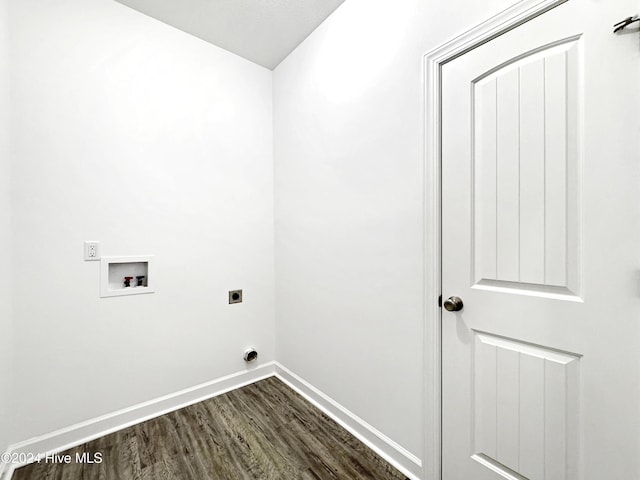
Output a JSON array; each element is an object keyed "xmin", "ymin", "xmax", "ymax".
[{"xmin": 115, "ymin": 0, "xmax": 346, "ymax": 69}]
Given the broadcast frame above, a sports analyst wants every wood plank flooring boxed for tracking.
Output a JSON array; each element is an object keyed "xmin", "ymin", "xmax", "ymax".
[{"xmin": 12, "ymin": 376, "xmax": 408, "ymax": 479}]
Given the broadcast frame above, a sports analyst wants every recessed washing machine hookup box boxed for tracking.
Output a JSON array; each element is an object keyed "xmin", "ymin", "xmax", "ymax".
[{"xmin": 100, "ymin": 255, "xmax": 154, "ymax": 298}]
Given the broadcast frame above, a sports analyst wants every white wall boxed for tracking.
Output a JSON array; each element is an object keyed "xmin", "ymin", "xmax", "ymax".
[
  {"xmin": 5, "ymin": 0, "xmax": 531, "ymax": 463},
  {"xmin": 10, "ymin": 0, "xmax": 274, "ymax": 442},
  {"xmin": 274, "ymin": 0, "xmax": 518, "ymax": 459},
  {"xmin": 0, "ymin": 0, "xmax": 12, "ymax": 455}
]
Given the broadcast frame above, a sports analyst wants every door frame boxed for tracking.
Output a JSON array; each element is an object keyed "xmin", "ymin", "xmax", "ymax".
[{"xmin": 421, "ymin": 1, "xmax": 567, "ymax": 478}]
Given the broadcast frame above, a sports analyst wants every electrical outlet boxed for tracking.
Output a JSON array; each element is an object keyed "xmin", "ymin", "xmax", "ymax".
[
  {"xmin": 84, "ymin": 241, "xmax": 100, "ymax": 261},
  {"xmin": 229, "ymin": 289, "xmax": 243, "ymax": 304}
]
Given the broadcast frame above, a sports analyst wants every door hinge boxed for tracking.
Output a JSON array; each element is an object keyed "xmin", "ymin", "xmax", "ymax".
[{"xmin": 438, "ymin": 295, "xmax": 442, "ymax": 307}]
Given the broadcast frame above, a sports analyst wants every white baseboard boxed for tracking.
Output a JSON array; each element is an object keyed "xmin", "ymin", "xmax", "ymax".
[
  {"xmin": 0, "ymin": 362, "xmax": 276, "ymax": 480},
  {"xmin": 274, "ymin": 362, "xmax": 422, "ymax": 480},
  {"xmin": 1, "ymin": 361, "xmax": 423, "ymax": 480}
]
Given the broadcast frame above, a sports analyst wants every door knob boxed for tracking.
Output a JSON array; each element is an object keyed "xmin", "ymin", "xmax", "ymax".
[{"xmin": 443, "ymin": 296, "xmax": 463, "ymax": 312}]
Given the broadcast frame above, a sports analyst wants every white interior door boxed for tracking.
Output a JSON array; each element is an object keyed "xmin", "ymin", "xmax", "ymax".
[{"xmin": 441, "ymin": 1, "xmax": 640, "ymax": 479}]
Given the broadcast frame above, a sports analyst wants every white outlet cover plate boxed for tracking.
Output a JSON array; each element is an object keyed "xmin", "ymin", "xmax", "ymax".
[{"xmin": 84, "ymin": 241, "xmax": 100, "ymax": 261}]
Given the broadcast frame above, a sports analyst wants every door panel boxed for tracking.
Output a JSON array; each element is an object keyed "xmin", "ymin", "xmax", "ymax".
[
  {"xmin": 472, "ymin": 331, "xmax": 580, "ymax": 479},
  {"xmin": 472, "ymin": 39, "xmax": 580, "ymax": 295},
  {"xmin": 441, "ymin": 1, "xmax": 640, "ymax": 479}
]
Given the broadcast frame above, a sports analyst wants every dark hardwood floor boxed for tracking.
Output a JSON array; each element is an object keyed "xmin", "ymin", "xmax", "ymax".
[{"xmin": 12, "ymin": 376, "xmax": 408, "ymax": 479}]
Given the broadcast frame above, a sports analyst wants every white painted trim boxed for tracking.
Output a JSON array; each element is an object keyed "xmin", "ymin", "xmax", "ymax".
[
  {"xmin": 274, "ymin": 362, "xmax": 422, "ymax": 480},
  {"xmin": 421, "ymin": 1, "xmax": 568, "ymax": 479},
  {"xmin": 0, "ymin": 362, "xmax": 276, "ymax": 480}
]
